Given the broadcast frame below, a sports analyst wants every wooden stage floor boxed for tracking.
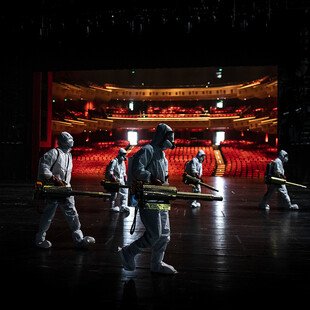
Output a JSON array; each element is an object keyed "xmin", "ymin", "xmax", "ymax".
[{"xmin": 0, "ymin": 176, "xmax": 309, "ymax": 308}]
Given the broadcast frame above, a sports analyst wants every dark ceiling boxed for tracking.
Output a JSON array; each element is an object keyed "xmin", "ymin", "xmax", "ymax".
[
  {"xmin": 54, "ymin": 66, "xmax": 277, "ymax": 88},
  {"xmin": 1, "ymin": 1, "xmax": 309, "ymax": 70}
]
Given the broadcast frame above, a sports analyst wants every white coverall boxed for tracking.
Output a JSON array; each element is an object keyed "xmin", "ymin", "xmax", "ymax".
[
  {"xmin": 259, "ymin": 150, "xmax": 299, "ymax": 210},
  {"xmin": 35, "ymin": 132, "xmax": 95, "ymax": 248},
  {"xmin": 185, "ymin": 150, "xmax": 205, "ymax": 208},
  {"xmin": 107, "ymin": 154, "xmax": 129, "ymax": 212},
  {"xmin": 119, "ymin": 123, "xmax": 177, "ymax": 274}
]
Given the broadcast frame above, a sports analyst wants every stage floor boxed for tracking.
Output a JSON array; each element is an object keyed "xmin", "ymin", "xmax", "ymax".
[{"xmin": 1, "ymin": 176, "xmax": 309, "ymax": 308}]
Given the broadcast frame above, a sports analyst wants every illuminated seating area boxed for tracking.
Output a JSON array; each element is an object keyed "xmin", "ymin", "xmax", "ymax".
[
  {"xmin": 220, "ymin": 140, "xmax": 277, "ymax": 178},
  {"xmin": 72, "ymin": 140, "xmax": 216, "ymax": 178},
  {"xmin": 72, "ymin": 137, "xmax": 277, "ymax": 179},
  {"xmin": 165, "ymin": 145, "xmax": 216, "ymax": 180},
  {"xmin": 56, "ymin": 86, "xmax": 278, "ymax": 179},
  {"xmin": 72, "ymin": 142, "xmax": 129, "ymax": 176}
]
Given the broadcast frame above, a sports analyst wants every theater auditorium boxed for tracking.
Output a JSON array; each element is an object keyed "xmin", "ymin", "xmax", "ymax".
[{"xmin": 0, "ymin": 1, "xmax": 309, "ymax": 308}]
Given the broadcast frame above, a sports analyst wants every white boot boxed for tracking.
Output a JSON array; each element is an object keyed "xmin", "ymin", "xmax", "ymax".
[
  {"xmin": 289, "ymin": 204, "xmax": 299, "ymax": 210},
  {"xmin": 150, "ymin": 247, "xmax": 177, "ymax": 275},
  {"xmin": 151, "ymin": 262, "xmax": 178, "ymax": 275},
  {"xmin": 259, "ymin": 203, "xmax": 270, "ymax": 210},
  {"xmin": 35, "ymin": 232, "xmax": 52, "ymax": 249},
  {"xmin": 191, "ymin": 200, "xmax": 200, "ymax": 208},
  {"xmin": 110, "ymin": 206, "xmax": 120, "ymax": 212},
  {"xmin": 75, "ymin": 236, "xmax": 95, "ymax": 249},
  {"xmin": 120, "ymin": 206, "xmax": 130, "ymax": 213},
  {"xmin": 36, "ymin": 239, "xmax": 52, "ymax": 249}
]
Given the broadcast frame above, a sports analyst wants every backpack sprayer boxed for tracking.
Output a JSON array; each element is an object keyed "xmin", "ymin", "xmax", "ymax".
[
  {"xmin": 268, "ymin": 177, "xmax": 308, "ymax": 189},
  {"xmin": 34, "ymin": 180, "xmax": 223, "ymax": 202},
  {"xmin": 182, "ymin": 173, "xmax": 219, "ymax": 192},
  {"xmin": 100, "ymin": 180, "xmax": 223, "ymax": 202},
  {"xmin": 33, "ymin": 181, "xmax": 112, "ymax": 200}
]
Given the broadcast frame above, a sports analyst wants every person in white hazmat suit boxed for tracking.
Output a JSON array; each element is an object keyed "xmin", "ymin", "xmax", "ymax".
[
  {"xmin": 35, "ymin": 131, "xmax": 95, "ymax": 249},
  {"xmin": 106, "ymin": 148, "xmax": 130, "ymax": 213},
  {"xmin": 258, "ymin": 149, "xmax": 299, "ymax": 211},
  {"xmin": 118, "ymin": 123, "xmax": 178, "ymax": 275},
  {"xmin": 184, "ymin": 149, "xmax": 206, "ymax": 208}
]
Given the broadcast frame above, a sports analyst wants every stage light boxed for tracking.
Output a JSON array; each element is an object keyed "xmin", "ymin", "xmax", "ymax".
[
  {"xmin": 215, "ymin": 131, "xmax": 225, "ymax": 145},
  {"xmin": 128, "ymin": 131, "xmax": 138, "ymax": 146},
  {"xmin": 216, "ymin": 100, "xmax": 223, "ymax": 108},
  {"xmin": 129, "ymin": 101, "xmax": 134, "ymax": 111},
  {"xmin": 216, "ymin": 68, "xmax": 222, "ymax": 79}
]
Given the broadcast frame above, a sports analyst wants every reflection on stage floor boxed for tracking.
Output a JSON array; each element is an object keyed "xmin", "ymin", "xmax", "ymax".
[{"xmin": 0, "ymin": 176, "xmax": 309, "ymax": 308}]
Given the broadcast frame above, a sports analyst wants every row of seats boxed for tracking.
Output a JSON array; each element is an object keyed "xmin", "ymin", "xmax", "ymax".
[
  {"xmin": 221, "ymin": 146, "xmax": 276, "ymax": 178},
  {"xmin": 72, "ymin": 144, "xmax": 217, "ymax": 177},
  {"xmin": 110, "ymin": 113, "xmax": 202, "ymax": 118},
  {"xmin": 165, "ymin": 146, "xmax": 216, "ymax": 176},
  {"xmin": 71, "ymin": 141, "xmax": 277, "ymax": 179}
]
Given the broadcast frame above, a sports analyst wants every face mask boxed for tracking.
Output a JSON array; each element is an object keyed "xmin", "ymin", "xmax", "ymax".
[
  {"xmin": 161, "ymin": 131, "xmax": 175, "ymax": 150},
  {"xmin": 58, "ymin": 135, "xmax": 74, "ymax": 150},
  {"xmin": 67, "ymin": 138, "xmax": 74, "ymax": 148},
  {"xmin": 198, "ymin": 156, "xmax": 205, "ymax": 163},
  {"xmin": 118, "ymin": 155, "xmax": 126, "ymax": 162},
  {"xmin": 162, "ymin": 139, "xmax": 175, "ymax": 150}
]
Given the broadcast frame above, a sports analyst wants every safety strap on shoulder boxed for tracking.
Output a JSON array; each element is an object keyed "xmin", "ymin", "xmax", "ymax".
[
  {"xmin": 130, "ymin": 205, "xmax": 138, "ymax": 235},
  {"xmin": 184, "ymin": 160, "xmax": 190, "ymax": 170},
  {"xmin": 145, "ymin": 144, "xmax": 154, "ymax": 170},
  {"xmin": 50, "ymin": 148, "xmax": 60, "ymax": 171}
]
